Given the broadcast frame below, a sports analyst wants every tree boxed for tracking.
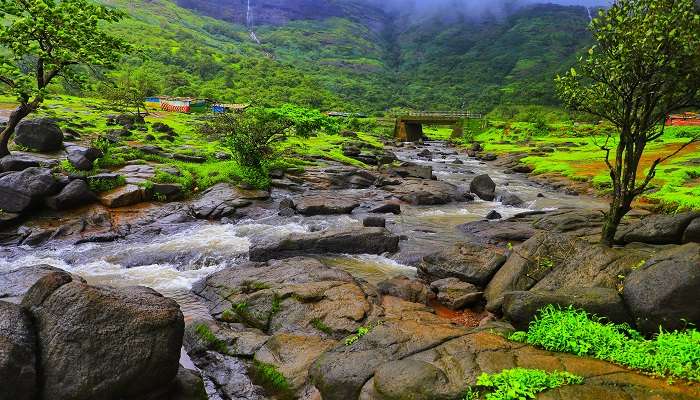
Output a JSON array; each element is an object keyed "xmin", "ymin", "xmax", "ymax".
[
  {"xmin": 101, "ymin": 69, "xmax": 158, "ymax": 116},
  {"xmin": 0, "ymin": 0, "xmax": 130, "ymax": 156},
  {"xmin": 555, "ymin": 0, "xmax": 700, "ymax": 246}
]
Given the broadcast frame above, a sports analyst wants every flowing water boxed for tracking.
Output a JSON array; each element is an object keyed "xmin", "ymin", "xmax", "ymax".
[{"xmin": 0, "ymin": 141, "xmax": 605, "ymax": 318}]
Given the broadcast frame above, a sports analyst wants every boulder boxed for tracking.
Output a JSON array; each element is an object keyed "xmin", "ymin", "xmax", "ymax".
[
  {"xmin": 500, "ymin": 192, "xmax": 524, "ymax": 207},
  {"xmin": 418, "ymin": 243, "xmax": 507, "ymax": 287},
  {"xmin": 249, "ymin": 227, "xmax": 400, "ymax": 262},
  {"xmin": 683, "ymin": 217, "xmax": 700, "ymax": 243},
  {"xmin": 371, "ymin": 202, "xmax": 401, "ymax": 215},
  {"xmin": 45, "ymin": 179, "xmax": 96, "ymax": 210},
  {"xmin": 377, "ymin": 276, "xmax": 431, "ymax": 304},
  {"xmin": 294, "ymin": 194, "xmax": 360, "ymax": 216},
  {"xmin": 113, "ymin": 113, "xmax": 145, "ymax": 127},
  {"xmin": 192, "ymin": 257, "xmax": 373, "ymax": 338},
  {"xmin": 484, "ymin": 232, "xmax": 648, "ymax": 313},
  {"xmin": 169, "ymin": 367, "xmax": 208, "ymax": 400},
  {"xmin": 14, "ymin": 118, "xmax": 64, "ymax": 152},
  {"xmin": 387, "ymin": 179, "xmax": 462, "ymax": 206},
  {"xmin": 486, "ymin": 210, "xmax": 502, "ymax": 220},
  {"xmin": 67, "ymin": 151, "xmax": 94, "ymax": 171},
  {"xmin": 0, "ymin": 154, "xmax": 42, "ymax": 172},
  {"xmin": 479, "ymin": 153, "xmax": 497, "ymax": 161},
  {"xmin": 99, "ymin": 184, "xmax": 149, "ymax": 208},
  {"xmin": 469, "ymin": 174, "xmax": 496, "ymax": 201},
  {"xmin": 192, "ymin": 183, "xmax": 269, "ymax": 220},
  {"xmin": 616, "ymin": 212, "xmax": 700, "ymax": 245},
  {"xmin": 152, "ymin": 183, "xmax": 183, "ymax": 201},
  {"xmin": 21, "ymin": 271, "xmax": 184, "ymax": 400},
  {"xmin": 0, "ymin": 167, "xmax": 60, "ymax": 213},
  {"xmin": 383, "ymin": 163, "xmax": 433, "ymax": 180},
  {"xmin": 0, "ymin": 265, "xmax": 78, "ymax": 304},
  {"xmin": 0, "ymin": 301, "xmax": 36, "ymax": 400},
  {"xmin": 430, "ymin": 278, "xmax": 482, "ymax": 310},
  {"xmin": 622, "ymin": 243, "xmax": 700, "ymax": 335},
  {"xmin": 363, "ymin": 216, "xmax": 386, "ymax": 228},
  {"xmin": 502, "ymin": 287, "xmax": 631, "ymax": 330}
]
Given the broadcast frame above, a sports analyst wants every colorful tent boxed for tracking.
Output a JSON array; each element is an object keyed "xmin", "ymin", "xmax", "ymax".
[{"xmin": 157, "ymin": 98, "xmax": 210, "ymax": 113}]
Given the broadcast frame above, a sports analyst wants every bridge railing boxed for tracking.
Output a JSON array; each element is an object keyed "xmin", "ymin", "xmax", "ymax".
[{"xmin": 401, "ymin": 111, "xmax": 483, "ymax": 119}]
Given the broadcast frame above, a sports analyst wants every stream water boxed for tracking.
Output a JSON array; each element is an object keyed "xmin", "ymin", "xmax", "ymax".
[{"xmin": 0, "ymin": 141, "xmax": 605, "ymax": 318}]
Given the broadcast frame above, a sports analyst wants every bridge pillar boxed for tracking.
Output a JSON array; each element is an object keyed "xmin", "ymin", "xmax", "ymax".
[{"xmin": 395, "ymin": 121, "xmax": 423, "ymax": 142}]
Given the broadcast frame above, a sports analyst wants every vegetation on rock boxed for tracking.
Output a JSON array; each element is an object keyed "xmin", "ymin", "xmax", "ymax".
[{"xmin": 465, "ymin": 368, "xmax": 583, "ymax": 400}]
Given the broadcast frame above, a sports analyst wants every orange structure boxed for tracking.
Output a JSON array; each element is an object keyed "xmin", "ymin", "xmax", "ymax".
[{"xmin": 666, "ymin": 112, "xmax": 700, "ymax": 126}]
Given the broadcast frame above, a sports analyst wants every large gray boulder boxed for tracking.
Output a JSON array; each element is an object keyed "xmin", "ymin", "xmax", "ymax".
[
  {"xmin": 616, "ymin": 212, "xmax": 700, "ymax": 245},
  {"xmin": 0, "ymin": 154, "xmax": 43, "ymax": 172},
  {"xmin": 418, "ymin": 242, "xmax": 507, "ymax": 287},
  {"xmin": 469, "ymin": 174, "xmax": 496, "ymax": 201},
  {"xmin": 386, "ymin": 179, "xmax": 464, "ymax": 205},
  {"xmin": 377, "ymin": 276, "xmax": 431, "ymax": 304},
  {"xmin": 502, "ymin": 287, "xmax": 632, "ymax": 331},
  {"xmin": 0, "ymin": 264, "xmax": 80, "ymax": 304},
  {"xmin": 191, "ymin": 183, "xmax": 269, "ymax": 220},
  {"xmin": 14, "ymin": 118, "xmax": 64, "ymax": 152},
  {"xmin": 622, "ymin": 243, "xmax": 700, "ymax": 335},
  {"xmin": 682, "ymin": 217, "xmax": 700, "ymax": 243},
  {"xmin": 382, "ymin": 162, "xmax": 433, "ymax": 180},
  {"xmin": 21, "ymin": 271, "xmax": 184, "ymax": 400},
  {"xmin": 0, "ymin": 301, "xmax": 36, "ymax": 400},
  {"xmin": 249, "ymin": 227, "xmax": 400, "ymax": 262},
  {"xmin": 45, "ymin": 179, "xmax": 96, "ymax": 210},
  {"xmin": 293, "ymin": 194, "xmax": 360, "ymax": 216},
  {"xmin": 0, "ymin": 167, "xmax": 60, "ymax": 213}
]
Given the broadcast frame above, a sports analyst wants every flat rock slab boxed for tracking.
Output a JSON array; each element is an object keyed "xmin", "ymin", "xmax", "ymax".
[
  {"xmin": 357, "ymin": 330, "xmax": 700, "ymax": 400},
  {"xmin": 191, "ymin": 183, "xmax": 269, "ymax": 220},
  {"xmin": 386, "ymin": 179, "xmax": 463, "ymax": 205},
  {"xmin": 0, "ymin": 264, "xmax": 84, "ymax": 304},
  {"xmin": 616, "ymin": 211, "xmax": 700, "ymax": 245},
  {"xmin": 293, "ymin": 194, "xmax": 361, "ymax": 216},
  {"xmin": 418, "ymin": 242, "xmax": 507, "ymax": 287},
  {"xmin": 116, "ymin": 164, "xmax": 155, "ymax": 185},
  {"xmin": 99, "ymin": 184, "xmax": 149, "ymax": 208},
  {"xmin": 249, "ymin": 227, "xmax": 400, "ymax": 262}
]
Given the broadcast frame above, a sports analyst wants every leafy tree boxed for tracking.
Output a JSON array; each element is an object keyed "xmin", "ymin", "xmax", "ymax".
[
  {"xmin": 201, "ymin": 110, "xmax": 292, "ymax": 170},
  {"xmin": 555, "ymin": 0, "xmax": 700, "ymax": 246},
  {"xmin": 0, "ymin": 0, "xmax": 130, "ymax": 156},
  {"xmin": 265, "ymin": 104, "xmax": 341, "ymax": 136},
  {"xmin": 101, "ymin": 69, "xmax": 157, "ymax": 116}
]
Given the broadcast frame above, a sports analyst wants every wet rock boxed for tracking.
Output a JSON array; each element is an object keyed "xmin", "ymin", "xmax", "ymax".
[
  {"xmin": 191, "ymin": 183, "xmax": 269, "ymax": 220},
  {"xmin": 616, "ymin": 212, "xmax": 700, "ymax": 245},
  {"xmin": 14, "ymin": 118, "xmax": 64, "ymax": 152},
  {"xmin": 377, "ymin": 276, "xmax": 430, "ymax": 304},
  {"xmin": 0, "ymin": 167, "xmax": 61, "ymax": 213},
  {"xmin": 418, "ymin": 243, "xmax": 507, "ymax": 287},
  {"xmin": 67, "ymin": 151, "xmax": 93, "ymax": 171},
  {"xmin": 152, "ymin": 183, "xmax": 183, "ymax": 201},
  {"xmin": 486, "ymin": 210, "xmax": 502, "ymax": 220},
  {"xmin": 471, "ymin": 142, "xmax": 483, "ymax": 152},
  {"xmin": 499, "ymin": 192, "xmax": 524, "ymax": 207},
  {"xmin": 502, "ymin": 287, "xmax": 631, "ymax": 330},
  {"xmin": 683, "ymin": 218, "xmax": 700, "ymax": 243},
  {"xmin": 417, "ymin": 149, "xmax": 432, "ymax": 158},
  {"xmin": 382, "ymin": 162, "xmax": 433, "ymax": 180},
  {"xmin": 194, "ymin": 352, "xmax": 266, "ymax": 400},
  {"xmin": 484, "ymin": 232, "xmax": 648, "ymax": 313},
  {"xmin": 0, "ymin": 301, "xmax": 36, "ymax": 400},
  {"xmin": 193, "ymin": 257, "xmax": 373, "ymax": 337},
  {"xmin": 478, "ymin": 153, "xmax": 497, "ymax": 161},
  {"xmin": 623, "ymin": 243, "xmax": 700, "ymax": 335},
  {"xmin": 21, "ymin": 272, "xmax": 184, "ymax": 400},
  {"xmin": 342, "ymin": 144, "xmax": 361, "ymax": 157},
  {"xmin": 45, "ymin": 179, "xmax": 96, "ymax": 210},
  {"xmin": 249, "ymin": 227, "xmax": 400, "ymax": 262},
  {"xmin": 387, "ymin": 179, "xmax": 462, "ymax": 205},
  {"xmin": 371, "ymin": 202, "xmax": 401, "ymax": 214},
  {"xmin": 294, "ymin": 194, "xmax": 360, "ymax": 216},
  {"xmin": 469, "ymin": 174, "xmax": 496, "ymax": 201},
  {"xmin": 99, "ymin": 184, "xmax": 150, "ymax": 208},
  {"xmin": 363, "ymin": 216, "xmax": 386, "ymax": 228},
  {"xmin": 112, "ymin": 113, "xmax": 145, "ymax": 127},
  {"xmin": 0, "ymin": 154, "xmax": 43, "ymax": 172},
  {"xmin": 0, "ymin": 265, "xmax": 80, "ymax": 304},
  {"xmin": 430, "ymin": 278, "xmax": 482, "ymax": 310},
  {"xmin": 174, "ymin": 153, "xmax": 207, "ymax": 163},
  {"xmin": 358, "ymin": 330, "xmax": 700, "ymax": 400},
  {"xmin": 169, "ymin": 366, "xmax": 208, "ymax": 400},
  {"xmin": 254, "ymin": 333, "xmax": 337, "ymax": 394},
  {"xmin": 309, "ymin": 297, "xmax": 469, "ymax": 400},
  {"xmin": 116, "ymin": 164, "xmax": 155, "ymax": 185}
]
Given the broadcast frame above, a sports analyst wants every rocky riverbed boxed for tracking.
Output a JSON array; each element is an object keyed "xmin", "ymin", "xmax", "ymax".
[{"xmin": 1, "ymin": 139, "xmax": 699, "ymax": 400}]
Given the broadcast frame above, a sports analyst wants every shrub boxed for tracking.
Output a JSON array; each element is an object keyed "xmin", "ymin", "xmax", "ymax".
[
  {"xmin": 194, "ymin": 323, "xmax": 228, "ymax": 354},
  {"xmin": 252, "ymin": 360, "xmax": 290, "ymax": 392},
  {"xmin": 510, "ymin": 305, "xmax": 700, "ymax": 381},
  {"xmin": 469, "ymin": 368, "xmax": 583, "ymax": 400},
  {"xmin": 88, "ymin": 175, "xmax": 126, "ymax": 192}
]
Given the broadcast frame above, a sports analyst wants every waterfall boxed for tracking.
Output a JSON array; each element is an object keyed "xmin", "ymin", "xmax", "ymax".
[
  {"xmin": 586, "ymin": 7, "xmax": 593, "ymax": 22},
  {"xmin": 246, "ymin": 0, "xmax": 261, "ymax": 44}
]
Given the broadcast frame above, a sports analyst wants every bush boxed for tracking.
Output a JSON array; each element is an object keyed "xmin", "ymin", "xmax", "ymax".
[
  {"xmin": 509, "ymin": 305, "xmax": 700, "ymax": 382},
  {"xmin": 467, "ymin": 368, "xmax": 583, "ymax": 400}
]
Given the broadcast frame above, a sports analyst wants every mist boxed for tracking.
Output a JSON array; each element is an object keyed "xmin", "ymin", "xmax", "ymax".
[{"xmin": 372, "ymin": 0, "xmax": 609, "ymax": 20}]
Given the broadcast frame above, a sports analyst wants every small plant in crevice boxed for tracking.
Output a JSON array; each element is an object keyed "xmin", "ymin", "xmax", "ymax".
[
  {"xmin": 251, "ymin": 359, "xmax": 290, "ymax": 394},
  {"xmin": 88, "ymin": 175, "xmax": 126, "ymax": 193},
  {"xmin": 345, "ymin": 321, "xmax": 383, "ymax": 345},
  {"xmin": 509, "ymin": 305, "xmax": 700, "ymax": 382},
  {"xmin": 311, "ymin": 318, "xmax": 333, "ymax": 335},
  {"xmin": 194, "ymin": 323, "xmax": 228, "ymax": 354},
  {"xmin": 463, "ymin": 368, "xmax": 583, "ymax": 400}
]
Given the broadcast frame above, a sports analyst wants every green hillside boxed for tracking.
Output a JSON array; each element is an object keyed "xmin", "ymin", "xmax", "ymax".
[{"xmin": 85, "ymin": 0, "xmax": 593, "ymax": 113}]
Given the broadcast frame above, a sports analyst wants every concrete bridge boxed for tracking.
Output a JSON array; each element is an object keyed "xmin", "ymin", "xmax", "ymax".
[{"xmin": 394, "ymin": 111, "xmax": 483, "ymax": 141}]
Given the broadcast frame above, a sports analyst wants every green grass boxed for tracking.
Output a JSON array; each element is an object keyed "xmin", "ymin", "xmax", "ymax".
[
  {"xmin": 509, "ymin": 305, "xmax": 700, "ymax": 382},
  {"xmin": 252, "ymin": 360, "xmax": 290, "ymax": 393},
  {"xmin": 465, "ymin": 368, "xmax": 583, "ymax": 400},
  {"xmin": 311, "ymin": 318, "xmax": 333, "ymax": 335},
  {"xmin": 194, "ymin": 323, "xmax": 228, "ymax": 354}
]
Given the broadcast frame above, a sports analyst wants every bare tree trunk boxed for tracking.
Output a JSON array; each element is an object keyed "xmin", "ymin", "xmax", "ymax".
[
  {"xmin": 0, "ymin": 104, "xmax": 34, "ymax": 157},
  {"xmin": 600, "ymin": 197, "xmax": 631, "ymax": 246}
]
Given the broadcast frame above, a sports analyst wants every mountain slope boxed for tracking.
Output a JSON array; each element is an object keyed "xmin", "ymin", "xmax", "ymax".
[{"xmin": 96, "ymin": 0, "xmax": 593, "ymax": 112}]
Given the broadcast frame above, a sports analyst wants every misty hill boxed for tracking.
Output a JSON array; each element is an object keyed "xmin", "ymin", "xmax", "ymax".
[{"xmin": 98, "ymin": 0, "xmax": 594, "ymax": 112}]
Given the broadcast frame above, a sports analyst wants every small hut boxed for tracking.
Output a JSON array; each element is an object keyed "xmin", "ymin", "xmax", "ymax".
[
  {"xmin": 212, "ymin": 103, "xmax": 251, "ymax": 113},
  {"xmin": 159, "ymin": 98, "xmax": 210, "ymax": 113},
  {"xmin": 666, "ymin": 112, "xmax": 700, "ymax": 126}
]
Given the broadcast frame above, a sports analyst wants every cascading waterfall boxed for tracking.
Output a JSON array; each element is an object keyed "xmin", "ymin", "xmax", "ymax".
[
  {"xmin": 586, "ymin": 7, "xmax": 593, "ymax": 22},
  {"xmin": 246, "ymin": 0, "xmax": 261, "ymax": 44}
]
